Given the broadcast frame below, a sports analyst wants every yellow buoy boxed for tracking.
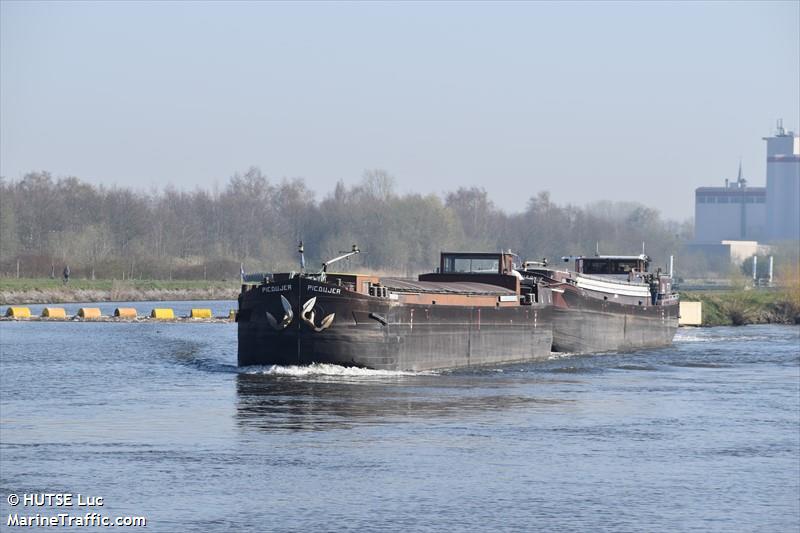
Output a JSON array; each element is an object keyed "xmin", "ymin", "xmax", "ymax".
[
  {"xmin": 77, "ymin": 307, "xmax": 102, "ymax": 319},
  {"xmin": 228, "ymin": 309, "xmax": 237, "ymax": 321},
  {"xmin": 114, "ymin": 307, "xmax": 138, "ymax": 319},
  {"xmin": 189, "ymin": 308, "xmax": 212, "ymax": 319},
  {"xmin": 41, "ymin": 307, "xmax": 67, "ymax": 318},
  {"xmin": 5, "ymin": 306, "xmax": 32, "ymax": 318},
  {"xmin": 150, "ymin": 308, "xmax": 175, "ymax": 320}
]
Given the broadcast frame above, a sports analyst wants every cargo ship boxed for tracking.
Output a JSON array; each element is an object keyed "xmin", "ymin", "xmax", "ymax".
[
  {"xmin": 517, "ymin": 254, "xmax": 678, "ymax": 353},
  {"xmin": 237, "ymin": 247, "xmax": 554, "ymax": 371}
]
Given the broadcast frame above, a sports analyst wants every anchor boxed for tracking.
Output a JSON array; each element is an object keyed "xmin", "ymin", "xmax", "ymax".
[
  {"xmin": 301, "ymin": 296, "xmax": 335, "ymax": 332},
  {"xmin": 266, "ymin": 295, "xmax": 293, "ymax": 330}
]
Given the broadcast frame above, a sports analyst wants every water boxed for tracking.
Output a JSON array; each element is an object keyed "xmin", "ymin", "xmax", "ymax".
[{"xmin": 1, "ymin": 311, "xmax": 798, "ymax": 532}]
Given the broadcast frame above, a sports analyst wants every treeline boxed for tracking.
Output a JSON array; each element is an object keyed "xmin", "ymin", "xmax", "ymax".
[{"xmin": 0, "ymin": 168, "xmax": 693, "ymax": 280}]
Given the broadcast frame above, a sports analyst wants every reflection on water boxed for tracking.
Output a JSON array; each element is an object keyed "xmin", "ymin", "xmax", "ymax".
[{"xmin": 235, "ymin": 370, "xmax": 572, "ymax": 432}]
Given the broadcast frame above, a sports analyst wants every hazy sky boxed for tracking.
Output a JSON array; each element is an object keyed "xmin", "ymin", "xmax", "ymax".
[{"xmin": 1, "ymin": 1, "xmax": 798, "ymax": 220}]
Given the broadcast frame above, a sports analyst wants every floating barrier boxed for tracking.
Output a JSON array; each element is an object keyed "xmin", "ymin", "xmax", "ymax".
[
  {"xmin": 77, "ymin": 307, "xmax": 102, "ymax": 319},
  {"xmin": 41, "ymin": 307, "xmax": 67, "ymax": 318},
  {"xmin": 0, "ymin": 305, "xmax": 233, "ymax": 324},
  {"xmin": 189, "ymin": 308, "xmax": 212, "ymax": 319},
  {"xmin": 114, "ymin": 307, "xmax": 138, "ymax": 319},
  {"xmin": 151, "ymin": 308, "xmax": 175, "ymax": 320},
  {"xmin": 5, "ymin": 306, "xmax": 31, "ymax": 318}
]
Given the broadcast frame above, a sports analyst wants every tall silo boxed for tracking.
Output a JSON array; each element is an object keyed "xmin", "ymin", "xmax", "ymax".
[{"xmin": 763, "ymin": 120, "xmax": 800, "ymax": 242}]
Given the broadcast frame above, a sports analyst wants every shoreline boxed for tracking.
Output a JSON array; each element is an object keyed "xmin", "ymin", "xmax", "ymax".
[
  {"xmin": 680, "ymin": 289, "xmax": 799, "ymax": 326},
  {"xmin": 0, "ymin": 283, "xmax": 239, "ymax": 305},
  {"xmin": 3, "ymin": 281, "xmax": 798, "ymax": 327}
]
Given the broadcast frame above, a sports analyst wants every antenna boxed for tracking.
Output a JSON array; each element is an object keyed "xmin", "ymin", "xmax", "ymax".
[
  {"xmin": 737, "ymin": 159, "xmax": 747, "ymax": 188},
  {"xmin": 642, "ymin": 241, "xmax": 645, "ymax": 254}
]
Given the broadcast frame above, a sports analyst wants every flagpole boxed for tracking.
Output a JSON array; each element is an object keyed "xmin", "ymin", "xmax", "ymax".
[{"xmin": 298, "ymin": 241, "xmax": 305, "ymax": 275}]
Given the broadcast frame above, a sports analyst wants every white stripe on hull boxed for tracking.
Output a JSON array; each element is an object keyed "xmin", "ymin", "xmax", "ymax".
[{"xmin": 575, "ymin": 275, "xmax": 651, "ymax": 298}]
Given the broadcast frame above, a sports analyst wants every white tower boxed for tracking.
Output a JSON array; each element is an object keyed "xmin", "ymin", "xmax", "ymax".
[{"xmin": 763, "ymin": 120, "xmax": 800, "ymax": 242}]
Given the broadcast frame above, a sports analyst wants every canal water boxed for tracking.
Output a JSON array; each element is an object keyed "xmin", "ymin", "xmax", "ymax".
[{"xmin": 1, "ymin": 312, "xmax": 798, "ymax": 532}]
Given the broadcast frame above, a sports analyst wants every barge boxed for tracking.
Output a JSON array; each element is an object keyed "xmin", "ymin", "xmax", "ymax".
[
  {"xmin": 518, "ymin": 254, "xmax": 679, "ymax": 353},
  {"xmin": 238, "ymin": 249, "xmax": 553, "ymax": 371}
]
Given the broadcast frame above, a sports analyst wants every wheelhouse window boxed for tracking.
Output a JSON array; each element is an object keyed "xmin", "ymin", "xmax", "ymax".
[
  {"xmin": 442, "ymin": 254, "xmax": 501, "ymax": 274},
  {"xmin": 582, "ymin": 259, "xmax": 643, "ymax": 275}
]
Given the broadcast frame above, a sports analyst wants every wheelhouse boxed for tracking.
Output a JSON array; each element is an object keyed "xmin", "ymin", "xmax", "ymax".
[{"xmin": 440, "ymin": 252, "xmax": 516, "ymax": 275}]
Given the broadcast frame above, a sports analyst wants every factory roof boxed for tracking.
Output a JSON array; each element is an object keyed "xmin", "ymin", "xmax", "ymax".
[{"xmin": 695, "ymin": 187, "xmax": 765, "ymax": 194}]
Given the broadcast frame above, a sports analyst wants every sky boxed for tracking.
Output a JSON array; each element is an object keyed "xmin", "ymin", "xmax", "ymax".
[{"xmin": 1, "ymin": 1, "xmax": 798, "ymax": 220}]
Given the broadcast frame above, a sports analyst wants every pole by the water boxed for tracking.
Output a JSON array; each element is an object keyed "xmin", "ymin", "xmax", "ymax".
[{"xmin": 769, "ymin": 256, "xmax": 774, "ymax": 286}]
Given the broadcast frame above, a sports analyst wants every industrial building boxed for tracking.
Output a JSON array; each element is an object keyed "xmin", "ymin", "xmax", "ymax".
[
  {"xmin": 694, "ymin": 121, "xmax": 799, "ymax": 245},
  {"xmin": 694, "ymin": 165, "xmax": 766, "ymax": 242},
  {"xmin": 764, "ymin": 121, "xmax": 800, "ymax": 241}
]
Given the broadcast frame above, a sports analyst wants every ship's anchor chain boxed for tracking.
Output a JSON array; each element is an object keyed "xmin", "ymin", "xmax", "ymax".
[
  {"xmin": 301, "ymin": 297, "xmax": 335, "ymax": 332},
  {"xmin": 266, "ymin": 295, "xmax": 293, "ymax": 330}
]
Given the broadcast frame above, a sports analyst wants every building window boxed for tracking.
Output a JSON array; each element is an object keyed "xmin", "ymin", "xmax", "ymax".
[
  {"xmin": 717, "ymin": 197, "xmax": 729, "ymax": 203},
  {"xmin": 756, "ymin": 196, "xmax": 765, "ymax": 203},
  {"xmin": 697, "ymin": 196, "xmax": 706, "ymax": 203},
  {"xmin": 745, "ymin": 197, "xmax": 754, "ymax": 203},
  {"xmin": 706, "ymin": 196, "xmax": 716, "ymax": 203}
]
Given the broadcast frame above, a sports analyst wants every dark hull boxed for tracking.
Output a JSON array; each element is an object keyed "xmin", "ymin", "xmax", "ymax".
[
  {"xmin": 238, "ymin": 278, "xmax": 553, "ymax": 371},
  {"xmin": 551, "ymin": 287, "xmax": 678, "ymax": 353}
]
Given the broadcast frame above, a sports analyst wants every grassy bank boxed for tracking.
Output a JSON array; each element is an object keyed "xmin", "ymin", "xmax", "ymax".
[
  {"xmin": 680, "ymin": 289, "xmax": 800, "ymax": 326},
  {"xmin": 0, "ymin": 278, "xmax": 240, "ymax": 305}
]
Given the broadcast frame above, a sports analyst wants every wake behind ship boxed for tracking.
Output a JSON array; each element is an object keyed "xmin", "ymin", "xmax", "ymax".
[{"xmin": 238, "ymin": 250, "xmax": 553, "ymax": 371}]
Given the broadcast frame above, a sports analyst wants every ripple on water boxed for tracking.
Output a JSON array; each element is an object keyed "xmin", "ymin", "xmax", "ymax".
[
  {"xmin": 1, "ymin": 318, "xmax": 797, "ymax": 532},
  {"xmin": 614, "ymin": 364, "xmax": 661, "ymax": 371}
]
